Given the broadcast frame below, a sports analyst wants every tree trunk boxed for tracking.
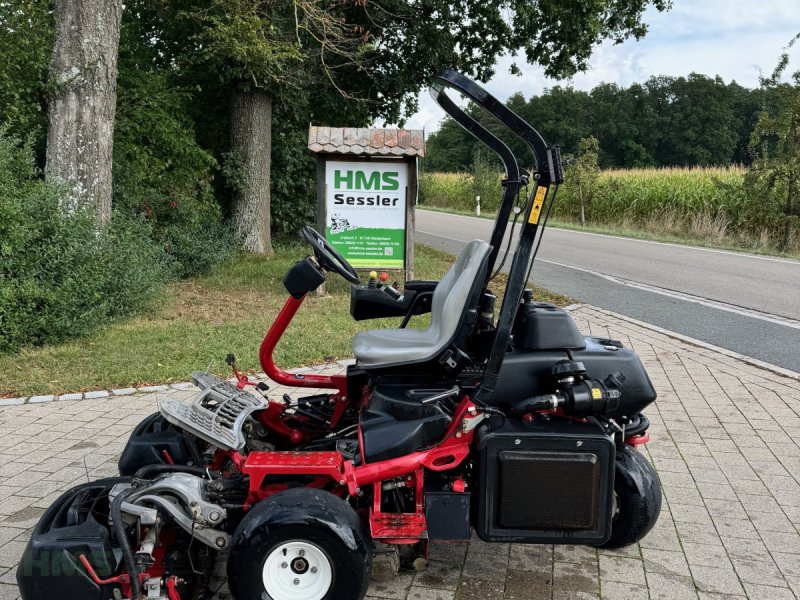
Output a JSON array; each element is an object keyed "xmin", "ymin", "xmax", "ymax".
[
  {"xmin": 230, "ymin": 88, "xmax": 273, "ymax": 254},
  {"xmin": 45, "ymin": 0, "xmax": 122, "ymax": 230}
]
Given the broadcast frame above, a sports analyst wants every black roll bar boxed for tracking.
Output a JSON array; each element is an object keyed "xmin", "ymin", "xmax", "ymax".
[
  {"xmin": 429, "ymin": 69, "xmax": 565, "ymax": 405},
  {"xmin": 429, "ymin": 75, "xmax": 523, "ymax": 276}
]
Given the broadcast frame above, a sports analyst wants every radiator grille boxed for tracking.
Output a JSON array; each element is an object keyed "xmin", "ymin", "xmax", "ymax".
[{"xmin": 498, "ymin": 451, "xmax": 600, "ymax": 530}]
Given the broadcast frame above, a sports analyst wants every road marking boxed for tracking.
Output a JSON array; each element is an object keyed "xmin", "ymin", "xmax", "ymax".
[
  {"xmin": 418, "ymin": 209, "xmax": 800, "ymax": 266},
  {"xmin": 416, "ymin": 229, "xmax": 800, "ymax": 330},
  {"xmin": 539, "ymin": 259, "xmax": 800, "ymax": 330}
]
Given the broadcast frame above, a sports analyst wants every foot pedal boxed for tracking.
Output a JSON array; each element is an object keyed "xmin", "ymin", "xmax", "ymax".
[
  {"xmin": 370, "ymin": 512, "xmax": 428, "ymax": 540},
  {"xmin": 159, "ymin": 372, "xmax": 267, "ymax": 451}
]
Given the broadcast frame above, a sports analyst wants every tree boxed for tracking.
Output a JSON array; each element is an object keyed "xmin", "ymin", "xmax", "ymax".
[
  {"xmin": 121, "ymin": 0, "xmax": 670, "ymax": 252},
  {"xmin": 569, "ymin": 136, "xmax": 600, "ymax": 225},
  {"xmin": 45, "ymin": 0, "xmax": 123, "ymax": 229},
  {"xmin": 747, "ymin": 34, "xmax": 800, "ymax": 251}
]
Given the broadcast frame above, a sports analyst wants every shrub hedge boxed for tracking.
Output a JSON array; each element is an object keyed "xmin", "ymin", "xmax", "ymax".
[{"xmin": 0, "ymin": 135, "xmax": 166, "ymax": 352}]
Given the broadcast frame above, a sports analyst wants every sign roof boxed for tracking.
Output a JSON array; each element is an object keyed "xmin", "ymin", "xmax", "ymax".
[{"xmin": 308, "ymin": 126, "xmax": 425, "ymax": 157}]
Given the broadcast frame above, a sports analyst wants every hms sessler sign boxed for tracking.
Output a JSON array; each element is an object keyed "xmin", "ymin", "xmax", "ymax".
[{"xmin": 324, "ymin": 160, "xmax": 407, "ymax": 268}]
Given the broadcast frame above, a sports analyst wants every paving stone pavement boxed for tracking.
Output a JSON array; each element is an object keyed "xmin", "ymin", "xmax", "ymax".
[{"xmin": 1, "ymin": 305, "xmax": 799, "ymax": 600}]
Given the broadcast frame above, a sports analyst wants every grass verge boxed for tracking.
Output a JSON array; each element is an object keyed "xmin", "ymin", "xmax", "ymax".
[{"xmin": 0, "ymin": 244, "xmax": 571, "ymax": 397}]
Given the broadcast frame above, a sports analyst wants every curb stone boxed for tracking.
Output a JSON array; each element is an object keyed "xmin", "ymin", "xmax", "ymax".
[{"xmin": 112, "ymin": 388, "xmax": 137, "ymax": 396}]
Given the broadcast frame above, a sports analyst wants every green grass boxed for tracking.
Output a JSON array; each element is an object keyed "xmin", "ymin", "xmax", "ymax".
[{"xmin": 0, "ymin": 244, "xmax": 571, "ymax": 397}]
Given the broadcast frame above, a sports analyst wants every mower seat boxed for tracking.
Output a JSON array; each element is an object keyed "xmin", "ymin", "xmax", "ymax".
[{"xmin": 352, "ymin": 240, "xmax": 491, "ymax": 370}]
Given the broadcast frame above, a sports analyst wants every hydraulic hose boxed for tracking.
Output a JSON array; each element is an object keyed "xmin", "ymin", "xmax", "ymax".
[{"xmin": 110, "ymin": 486, "xmax": 141, "ymax": 599}]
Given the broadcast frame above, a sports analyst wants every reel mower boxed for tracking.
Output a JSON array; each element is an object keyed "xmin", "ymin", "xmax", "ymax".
[{"xmin": 17, "ymin": 70, "xmax": 661, "ymax": 600}]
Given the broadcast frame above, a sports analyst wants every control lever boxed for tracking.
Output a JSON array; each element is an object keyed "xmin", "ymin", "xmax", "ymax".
[{"xmin": 421, "ymin": 387, "xmax": 460, "ymax": 405}]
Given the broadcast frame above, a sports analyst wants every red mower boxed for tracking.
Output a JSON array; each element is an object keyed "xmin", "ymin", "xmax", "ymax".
[{"xmin": 17, "ymin": 70, "xmax": 660, "ymax": 600}]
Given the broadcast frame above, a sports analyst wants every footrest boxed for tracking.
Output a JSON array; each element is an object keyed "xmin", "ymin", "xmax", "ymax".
[
  {"xmin": 370, "ymin": 511, "xmax": 428, "ymax": 540},
  {"xmin": 159, "ymin": 371, "xmax": 267, "ymax": 451}
]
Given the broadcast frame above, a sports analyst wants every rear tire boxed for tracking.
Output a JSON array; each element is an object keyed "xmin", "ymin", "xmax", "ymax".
[
  {"xmin": 227, "ymin": 488, "xmax": 371, "ymax": 600},
  {"xmin": 600, "ymin": 443, "xmax": 662, "ymax": 549}
]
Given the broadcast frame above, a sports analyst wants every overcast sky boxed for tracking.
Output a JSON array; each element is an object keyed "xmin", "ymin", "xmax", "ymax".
[{"xmin": 401, "ymin": 0, "xmax": 800, "ymax": 133}]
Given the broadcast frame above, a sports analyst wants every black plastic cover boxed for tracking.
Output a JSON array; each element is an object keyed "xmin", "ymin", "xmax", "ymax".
[
  {"xmin": 492, "ymin": 338, "xmax": 657, "ymax": 419},
  {"xmin": 17, "ymin": 478, "xmax": 128, "ymax": 600},
  {"xmin": 425, "ymin": 491, "xmax": 470, "ymax": 540},
  {"xmin": 512, "ymin": 302, "xmax": 585, "ymax": 350},
  {"xmin": 118, "ymin": 412, "xmax": 195, "ymax": 476},
  {"xmin": 475, "ymin": 417, "xmax": 614, "ymax": 544},
  {"xmin": 360, "ymin": 385, "xmax": 451, "ymax": 463},
  {"xmin": 283, "ymin": 257, "xmax": 326, "ymax": 299}
]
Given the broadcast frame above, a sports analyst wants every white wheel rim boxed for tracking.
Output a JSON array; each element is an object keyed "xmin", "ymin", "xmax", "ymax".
[{"xmin": 262, "ymin": 540, "xmax": 333, "ymax": 600}]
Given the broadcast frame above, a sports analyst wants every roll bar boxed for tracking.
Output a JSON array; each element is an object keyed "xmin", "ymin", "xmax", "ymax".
[{"xmin": 429, "ymin": 69, "xmax": 565, "ymax": 405}]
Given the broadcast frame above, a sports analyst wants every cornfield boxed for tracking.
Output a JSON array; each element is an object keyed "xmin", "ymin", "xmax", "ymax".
[{"xmin": 418, "ymin": 166, "xmax": 796, "ymax": 252}]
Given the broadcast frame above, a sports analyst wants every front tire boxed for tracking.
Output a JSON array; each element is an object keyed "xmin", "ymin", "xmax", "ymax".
[
  {"xmin": 227, "ymin": 488, "xmax": 371, "ymax": 600},
  {"xmin": 601, "ymin": 443, "xmax": 662, "ymax": 549}
]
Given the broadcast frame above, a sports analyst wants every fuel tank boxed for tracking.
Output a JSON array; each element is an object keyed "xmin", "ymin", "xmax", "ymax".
[{"xmin": 494, "ymin": 338, "xmax": 656, "ymax": 419}]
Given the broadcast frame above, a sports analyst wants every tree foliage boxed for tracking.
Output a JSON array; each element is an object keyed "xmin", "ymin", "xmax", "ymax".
[
  {"xmin": 746, "ymin": 34, "xmax": 800, "ymax": 250},
  {"xmin": 568, "ymin": 136, "xmax": 600, "ymax": 225},
  {"xmin": 425, "ymin": 74, "xmax": 780, "ymax": 171}
]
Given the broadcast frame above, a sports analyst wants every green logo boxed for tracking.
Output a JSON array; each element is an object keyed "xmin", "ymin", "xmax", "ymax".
[{"xmin": 334, "ymin": 170, "xmax": 399, "ymax": 191}]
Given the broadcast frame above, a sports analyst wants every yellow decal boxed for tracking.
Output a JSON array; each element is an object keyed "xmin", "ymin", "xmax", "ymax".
[
  {"xmin": 591, "ymin": 387, "xmax": 602, "ymax": 400},
  {"xmin": 528, "ymin": 186, "xmax": 548, "ymax": 225}
]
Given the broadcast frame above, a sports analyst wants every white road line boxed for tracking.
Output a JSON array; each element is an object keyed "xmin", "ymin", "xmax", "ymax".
[
  {"xmin": 539, "ymin": 259, "xmax": 800, "ymax": 330},
  {"xmin": 418, "ymin": 209, "xmax": 800, "ymax": 266},
  {"xmin": 416, "ymin": 229, "xmax": 800, "ymax": 330}
]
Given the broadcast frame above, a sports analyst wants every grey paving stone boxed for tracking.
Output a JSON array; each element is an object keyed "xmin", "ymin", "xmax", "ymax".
[
  {"xmin": 598, "ymin": 581, "xmax": 649, "ymax": 599},
  {"xmin": 645, "ymin": 572, "xmax": 698, "ymax": 600},
  {"xmin": 689, "ymin": 564, "xmax": 746, "ymax": 596}
]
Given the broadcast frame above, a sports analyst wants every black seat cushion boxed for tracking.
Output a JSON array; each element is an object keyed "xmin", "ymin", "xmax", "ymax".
[{"xmin": 360, "ymin": 386, "xmax": 451, "ymax": 463}]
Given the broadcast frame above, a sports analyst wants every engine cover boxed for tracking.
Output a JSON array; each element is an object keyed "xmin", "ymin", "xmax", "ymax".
[{"xmin": 475, "ymin": 416, "xmax": 615, "ymax": 545}]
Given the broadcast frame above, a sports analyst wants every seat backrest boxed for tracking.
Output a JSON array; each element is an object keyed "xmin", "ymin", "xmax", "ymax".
[{"xmin": 428, "ymin": 239, "xmax": 491, "ymax": 349}]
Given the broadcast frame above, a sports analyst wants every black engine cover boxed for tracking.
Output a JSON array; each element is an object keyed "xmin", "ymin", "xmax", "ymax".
[
  {"xmin": 17, "ymin": 478, "xmax": 127, "ymax": 600},
  {"xmin": 118, "ymin": 412, "xmax": 195, "ymax": 475},
  {"xmin": 476, "ymin": 417, "xmax": 615, "ymax": 545}
]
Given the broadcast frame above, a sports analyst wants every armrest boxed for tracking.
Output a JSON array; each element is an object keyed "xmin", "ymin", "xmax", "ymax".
[{"xmin": 404, "ymin": 280, "xmax": 438, "ymax": 294}]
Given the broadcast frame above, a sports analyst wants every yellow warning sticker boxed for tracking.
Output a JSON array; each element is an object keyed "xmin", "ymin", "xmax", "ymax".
[
  {"xmin": 528, "ymin": 186, "xmax": 548, "ymax": 225},
  {"xmin": 591, "ymin": 387, "xmax": 602, "ymax": 400}
]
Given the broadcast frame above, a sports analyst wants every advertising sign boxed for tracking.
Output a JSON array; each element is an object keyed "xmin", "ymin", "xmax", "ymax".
[{"xmin": 324, "ymin": 160, "xmax": 408, "ymax": 268}]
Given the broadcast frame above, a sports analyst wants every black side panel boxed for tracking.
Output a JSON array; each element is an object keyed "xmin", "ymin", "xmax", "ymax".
[
  {"xmin": 118, "ymin": 412, "xmax": 195, "ymax": 475},
  {"xmin": 17, "ymin": 478, "xmax": 128, "ymax": 600},
  {"xmin": 476, "ymin": 417, "xmax": 614, "ymax": 544},
  {"xmin": 360, "ymin": 385, "xmax": 451, "ymax": 463}
]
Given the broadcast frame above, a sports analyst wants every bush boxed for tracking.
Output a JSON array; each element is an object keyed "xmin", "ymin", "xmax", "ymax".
[
  {"xmin": 0, "ymin": 134, "xmax": 167, "ymax": 353},
  {"xmin": 113, "ymin": 65, "xmax": 238, "ymax": 278}
]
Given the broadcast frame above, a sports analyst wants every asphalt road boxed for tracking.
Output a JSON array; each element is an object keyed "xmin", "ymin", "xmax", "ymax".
[{"xmin": 415, "ymin": 209, "xmax": 800, "ymax": 373}]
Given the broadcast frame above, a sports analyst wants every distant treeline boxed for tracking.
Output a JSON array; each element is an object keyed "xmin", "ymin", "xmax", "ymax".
[{"xmin": 423, "ymin": 73, "xmax": 792, "ymax": 170}]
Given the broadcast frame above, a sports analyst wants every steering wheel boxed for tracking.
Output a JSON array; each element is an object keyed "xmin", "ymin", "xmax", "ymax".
[{"xmin": 302, "ymin": 225, "xmax": 361, "ymax": 285}]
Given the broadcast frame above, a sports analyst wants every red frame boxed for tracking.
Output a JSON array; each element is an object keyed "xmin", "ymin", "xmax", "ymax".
[{"xmin": 259, "ymin": 295, "xmax": 348, "ymax": 396}]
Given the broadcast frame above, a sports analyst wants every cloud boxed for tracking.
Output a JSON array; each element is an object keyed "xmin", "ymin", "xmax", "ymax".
[{"xmin": 393, "ymin": 0, "xmax": 800, "ymax": 132}]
